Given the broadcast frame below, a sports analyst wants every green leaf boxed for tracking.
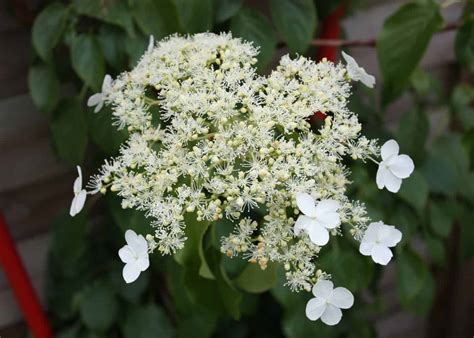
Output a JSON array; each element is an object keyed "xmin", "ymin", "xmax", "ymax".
[
  {"xmin": 269, "ymin": 0, "xmax": 317, "ymax": 53},
  {"xmin": 32, "ymin": 3, "xmax": 69, "ymax": 60},
  {"xmin": 107, "ymin": 194, "xmax": 151, "ymax": 236},
  {"xmin": 132, "ymin": 0, "xmax": 180, "ymax": 39},
  {"xmin": 396, "ymin": 248, "xmax": 435, "ymax": 315},
  {"xmin": 71, "ymin": 35, "xmax": 105, "ymax": 91},
  {"xmin": 234, "ymin": 261, "xmax": 277, "ymax": 293},
  {"xmin": 451, "ymin": 84, "xmax": 474, "ymax": 129},
  {"xmin": 174, "ymin": 0, "xmax": 213, "ymax": 33},
  {"xmin": 98, "ymin": 25, "xmax": 128, "ymax": 71},
  {"xmin": 122, "ymin": 304, "xmax": 174, "ymax": 338},
  {"xmin": 87, "ymin": 105, "xmax": 128, "ymax": 155},
  {"xmin": 214, "ymin": 0, "xmax": 244, "ymax": 23},
  {"xmin": 79, "ymin": 281, "xmax": 118, "ymax": 331},
  {"xmin": 319, "ymin": 243, "xmax": 373, "ymax": 292},
  {"xmin": 455, "ymin": 19, "xmax": 474, "ymax": 72},
  {"xmin": 125, "ymin": 34, "xmax": 148, "ymax": 67},
  {"xmin": 73, "ymin": 0, "xmax": 135, "ymax": 36},
  {"xmin": 398, "ymin": 170, "xmax": 429, "ymax": 212},
  {"xmin": 425, "ymin": 234, "xmax": 446, "ymax": 266},
  {"xmin": 109, "ymin": 269, "xmax": 149, "ymax": 303},
  {"xmin": 377, "ymin": 1, "xmax": 443, "ymax": 103},
  {"xmin": 422, "ymin": 134, "xmax": 470, "ymax": 195},
  {"xmin": 429, "ymin": 200, "xmax": 454, "ymax": 238},
  {"xmin": 389, "ymin": 205, "xmax": 418, "ymax": 246},
  {"xmin": 459, "ymin": 207, "xmax": 474, "ymax": 261},
  {"xmin": 51, "ymin": 98, "xmax": 88, "ymax": 165},
  {"xmin": 230, "ymin": 8, "xmax": 277, "ymax": 70},
  {"xmin": 397, "ymin": 109, "xmax": 429, "ymax": 164},
  {"xmin": 177, "ymin": 311, "xmax": 217, "ymax": 338},
  {"xmin": 28, "ymin": 63, "xmax": 60, "ymax": 114}
]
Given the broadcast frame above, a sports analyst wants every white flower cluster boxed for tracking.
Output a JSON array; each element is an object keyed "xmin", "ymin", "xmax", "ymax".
[{"xmin": 73, "ymin": 33, "xmax": 414, "ymax": 325}]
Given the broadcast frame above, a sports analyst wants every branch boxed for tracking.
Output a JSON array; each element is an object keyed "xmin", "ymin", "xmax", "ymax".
[{"xmin": 310, "ymin": 21, "xmax": 461, "ymax": 48}]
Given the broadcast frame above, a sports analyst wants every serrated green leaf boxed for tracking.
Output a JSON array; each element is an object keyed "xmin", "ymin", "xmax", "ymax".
[
  {"xmin": 32, "ymin": 3, "xmax": 69, "ymax": 60},
  {"xmin": 230, "ymin": 8, "xmax": 276, "ymax": 70},
  {"xmin": 398, "ymin": 170, "xmax": 429, "ymax": 212},
  {"xmin": 269, "ymin": 0, "xmax": 317, "ymax": 53},
  {"xmin": 234, "ymin": 261, "xmax": 277, "ymax": 293},
  {"xmin": 396, "ymin": 248, "xmax": 435, "ymax": 315},
  {"xmin": 132, "ymin": 0, "xmax": 180, "ymax": 39},
  {"xmin": 50, "ymin": 98, "xmax": 88, "ymax": 165},
  {"xmin": 122, "ymin": 304, "xmax": 174, "ymax": 338},
  {"xmin": 377, "ymin": 1, "xmax": 443, "ymax": 103},
  {"xmin": 28, "ymin": 63, "xmax": 60, "ymax": 114},
  {"xmin": 71, "ymin": 35, "xmax": 105, "ymax": 91},
  {"xmin": 174, "ymin": 0, "xmax": 213, "ymax": 33},
  {"xmin": 214, "ymin": 0, "xmax": 244, "ymax": 23},
  {"xmin": 79, "ymin": 281, "xmax": 118, "ymax": 331}
]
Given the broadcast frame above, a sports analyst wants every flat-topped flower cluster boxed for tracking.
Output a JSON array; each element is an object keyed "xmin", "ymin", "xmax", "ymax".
[{"xmin": 74, "ymin": 33, "xmax": 414, "ymax": 325}]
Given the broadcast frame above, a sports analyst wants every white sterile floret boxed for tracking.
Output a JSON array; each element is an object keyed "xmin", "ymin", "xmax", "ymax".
[
  {"xmin": 118, "ymin": 230, "xmax": 150, "ymax": 283},
  {"xmin": 294, "ymin": 192, "xmax": 340, "ymax": 246},
  {"xmin": 147, "ymin": 35, "xmax": 154, "ymax": 54},
  {"xmin": 376, "ymin": 139, "xmax": 414, "ymax": 193},
  {"xmin": 87, "ymin": 74, "xmax": 112, "ymax": 113},
  {"xmin": 341, "ymin": 51, "xmax": 375, "ymax": 88},
  {"xmin": 70, "ymin": 166, "xmax": 87, "ymax": 217},
  {"xmin": 306, "ymin": 279, "xmax": 354, "ymax": 325},
  {"xmin": 359, "ymin": 221, "xmax": 402, "ymax": 265}
]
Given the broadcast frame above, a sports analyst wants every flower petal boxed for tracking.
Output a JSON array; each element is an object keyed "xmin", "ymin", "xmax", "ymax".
[
  {"xmin": 388, "ymin": 154, "xmax": 414, "ymax": 179},
  {"xmin": 308, "ymin": 222, "xmax": 330, "ymax": 246},
  {"xmin": 125, "ymin": 229, "xmax": 139, "ymax": 246},
  {"xmin": 137, "ymin": 256, "xmax": 150, "ymax": 271},
  {"xmin": 102, "ymin": 74, "xmax": 112, "ymax": 92},
  {"xmin": 379, "ymin": 225, "xmax": 402, "ymax": 247},
  {"xmin": 362, "ymin": 222, "xmax": 383, "ymax": 242},
  {"xmin": 73, "ymin": 166, "xmax": 83, "ymax": 193},
  {"xmin": 118, "ymin": 245, "xmax": 135, "ymax": 264},
  {"xmin": 359, "ymin": 70, "xmax": 376, "ymax": 88},
  {"xmin": 381, "ymin": 139, "xmax": 399, "ymax": 161},
  {"xmin": 312, "ymin": 279, "xmax": 334, "ymax": 298},
  {"xmin": 94, "ymin": 100, "xmax": 104, "ymax": 113},
  {"xmin": 123, "ymin": 262, "xmax": 141, "ymax": 283},
  {"xmin": 384, "ymin": 171, "xmax": 402, "ymax": 193},
  {"xmin": 294, "ymin": 215, "xmax": 312, "ymax": 235},
  {"xmin": 321, "ymin": 304, "xmax": 343, "ymax": 326},
  {"xmin": 147, "ymin": 35, "xmax": 155, "ymax": 53},
  {"xmin": 329, "ymin": 287, "xmax": 354, "ymax": 309},
  {"xmin": 87, "ymin": 93, "xmax": 103, "ymax": 107},
  {"xmin": 296, "ymin": 192, "xmax": 317, "ymax": 217},
  {"xmin": 315, "ymin": 199, "xmax": 339, "ymax": 214},
  {"xmin": 305, "ymin": 297, "xmax": 326, "ymax": 321},
  {"xmin": 371, "ymin": 244, "xmax": 393, "ymax": 265},
  {"xmin": 359, "ymin": 241, "xmax": 375, "ymax": 256},
  {"xmin": 316, "ymin": 212, "xmax": 340, "ymax": 229},
  {"xmin": 376, "ymin": 165, "xmax": 389, "ymax": 190}
]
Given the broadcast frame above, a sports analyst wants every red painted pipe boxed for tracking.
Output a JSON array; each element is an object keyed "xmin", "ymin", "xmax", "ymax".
[{"xmin": 0, "ymin": 213, "xmax": 52, "ymax": 338}]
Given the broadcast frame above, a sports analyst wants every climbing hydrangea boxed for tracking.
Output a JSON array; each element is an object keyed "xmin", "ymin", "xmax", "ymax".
[{"xmin": 77, "ymin": 33, "xmax": 412, "ymax": 324}]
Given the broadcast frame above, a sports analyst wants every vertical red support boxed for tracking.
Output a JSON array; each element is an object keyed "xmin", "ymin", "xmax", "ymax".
[
  {"xmin": 316, "ymin": 4, "xmax": 346, "ymax": 62},
  {"xmin": 0, "ymin": 213, "xmax": 52, "ymax": 338}
]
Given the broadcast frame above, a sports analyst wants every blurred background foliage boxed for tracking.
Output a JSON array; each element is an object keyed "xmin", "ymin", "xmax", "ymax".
[{"xmin": 25, "ymin": 0, "xmax": 474, "ymax": 337}]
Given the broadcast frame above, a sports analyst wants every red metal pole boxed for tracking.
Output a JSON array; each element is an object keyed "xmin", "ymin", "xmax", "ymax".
[{"xmin": 0, "ymin": 213, "xmax": 52, "ymax": 338}]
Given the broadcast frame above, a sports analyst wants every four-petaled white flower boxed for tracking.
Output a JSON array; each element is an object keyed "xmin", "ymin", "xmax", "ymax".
[
  {"xmin": 376, "ymin": 139, "xmax": 414, "ymax": 193},
  {"xmin": 294, "ymin": 193, "xmax": 341, "ymax": 246},
  {"xmin": 87, "ymin": 74, "xmax": 112, "ymax": 113},
  {"xmin": 359, "ymin": 221, "xmax": 402, "ymax": 265},
  {"xmin": 119, "ymin": 230, "xmax": 150, "ymax": 283},
  {"xmin": 70, "ymin": 166, "xmax": 87, "ymax": 217},
  {"xmin": 342, "ymin": 51, "xmax": 376, "ymax": 88},
  {"xmin": 147, "ymin": 35, "xmax": 154, "ymax": 53},
  {"xmin": 306, "ymin": 279, "xmax": 354, "ymax": 325}
]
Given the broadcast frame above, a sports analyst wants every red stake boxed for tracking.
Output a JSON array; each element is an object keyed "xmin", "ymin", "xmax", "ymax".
[
  {"xmin": 0, "ymin": 213, "xmax": 52, "ymax": 338},
  {"xmin": 313, "ymin": 3, "xmax": 345, "ymax": 121}
]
